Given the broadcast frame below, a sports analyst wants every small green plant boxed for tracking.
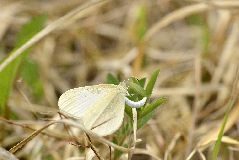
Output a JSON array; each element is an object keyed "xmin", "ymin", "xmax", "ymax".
[{"xmin": 106, "ymin": 69, "xmax": 166, "ymax": 159}]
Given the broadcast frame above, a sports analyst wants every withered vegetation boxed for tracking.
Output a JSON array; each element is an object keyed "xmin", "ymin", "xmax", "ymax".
[{"xmin": 0, "ymin": 0, "xmax": 239, "ymax": 160}]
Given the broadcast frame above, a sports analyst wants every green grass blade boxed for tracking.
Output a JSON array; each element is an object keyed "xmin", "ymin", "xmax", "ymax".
[
  {"xmin": 212, "ymin": 100, "xmax": 235, "ymax": 160},
  {"xmin": 138, "ymin": 97, "xmax": 166, "ymax": 119},
  {"xmin": 15, "ymin": 16, "xmax": 47, "ymax": 48},
  {"xmin": 137, "ymin": 97, "xmax": 166, "ymax": 129},
  {"xmin": 20, "ymin": 58, "xmax": 44, "ymax": 101},
  {"xmin": 145, "ymin": 69, "xmax": 160, "ymax": 97},
  {"xmin": 137, "ymin": 111, "xmax": 153, "ymax": 129},
  {"xmin": 0, "ymin": 15, "xmax": 46, "ymax": 114}
]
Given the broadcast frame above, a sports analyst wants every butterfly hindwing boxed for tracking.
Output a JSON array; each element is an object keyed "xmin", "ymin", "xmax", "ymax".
[{"xmin": 91, "ymin": 90, "xmax": 125, "ymax": 136}]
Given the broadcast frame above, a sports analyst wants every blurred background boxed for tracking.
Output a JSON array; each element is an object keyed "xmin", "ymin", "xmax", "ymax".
[{"xmin": 0, "ymin": 0, "xmax": 239, "ymax": 159}]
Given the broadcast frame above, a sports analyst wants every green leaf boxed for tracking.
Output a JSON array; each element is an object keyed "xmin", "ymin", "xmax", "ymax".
[
  {"xmin": 138, "ymin": 97, "xmax": 166, "ymax": 119},
  {"xmin": 137, "ymin": 97, "xmax": 166, "ymax": 128},
  {"xmin": 145, "ymin": 69, "xmax": 160, "ymax": 97},
  {"xmin": 0, "ymin": 15, "xmax": 46, "ymax": 114},
  {"xmin": 20, "ymin": 58, "xmax": 44, "ymax": 101},
  {"xmin": 137, "ymin": 111, "xmax": 154, "ymax": 129},
  {"xmin": 106, "ymin": 73, "xmax": 120, "ymax": 85},
  {"xmin": 129, "ymin": 81, "xmax": 146, "ymax": 97},
  {"xmin": 15, "ymin": 15, "xmax": 47, "ymax": 48}
]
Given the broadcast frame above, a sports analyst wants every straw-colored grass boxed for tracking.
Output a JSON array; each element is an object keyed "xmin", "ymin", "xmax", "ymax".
[{"xmin": 0, "ymin": 0, "xmax": 239, "ymax": 159}]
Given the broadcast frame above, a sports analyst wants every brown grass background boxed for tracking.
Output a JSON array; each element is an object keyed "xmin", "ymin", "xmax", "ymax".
[{"xmin": 0, "ymin": 0, "xmax": 239, "ymax": 159}]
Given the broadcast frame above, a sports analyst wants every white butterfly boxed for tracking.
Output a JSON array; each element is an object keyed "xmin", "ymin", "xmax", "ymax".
[{"xmin": 58, "ymin": 82, "xmax": 146, "ymax": 136}]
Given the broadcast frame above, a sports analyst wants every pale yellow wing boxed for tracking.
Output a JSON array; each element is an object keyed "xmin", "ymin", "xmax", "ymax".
[
  {"xmin": 91, "ymin": 89, "xmax": 125, "ymax": 136},
  {"xmin": 58, "ymin": 83, "xmax": 127, "ymax": 136}
]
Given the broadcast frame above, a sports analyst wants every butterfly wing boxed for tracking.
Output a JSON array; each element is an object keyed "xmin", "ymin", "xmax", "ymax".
[
  {"xmin": 91, "ymin": 88, "xmax": 125, "ymax": 136},
  {"xmin": 59, "ymin": 88, "xmax": 101, "ymax": 118},
  {"xmin": 58, "ymin": 84, "xmax": 127, "ymax": 135}
]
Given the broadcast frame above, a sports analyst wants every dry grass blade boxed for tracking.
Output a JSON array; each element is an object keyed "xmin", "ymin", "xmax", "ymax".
[
  {"xmin": 153, "ymin": 84, "xmax": 221, "ymax": 97},
  {"xmin": 197, "ymin": 65, "xmax": 239, "ymax": 152},
  {"xmin": 212, "ymin": 21, "xmax": 239, "ymax": 83},
  {"xmin": 9, "ymin": 121, "xmax": 56, "ymax": 153},
  {"xmin": 185, "ymin": 149, "xmax": 196, "ymax": 160},
  {"xmin": 212, "ymin": 65, "xmax": 239, "ymax": 159},
  {"xmin": 2, "ymin": 0, "xmax": 239, "ymax": 159},
  {"xmin": 164, "ymin": 133, "xmax": 181, "ymax": 160},
  {"xmin": 8, "ymin": 119, "xmax": 130, "ymax": 154},
  {"xmin": 133, "ymin": 148, "xmax": 162, "ymax": 160},
  {"xmin": 199, "ymin": 136, "xmax": 239, "ymax": 151},
  {"xmin": 144, "ymin": 3, "xmax": 208, "ymax": 42},
  {"xmin": 0, "ymin": 116, "xmax": 68, "ymax": 140},
  {"xmin": 85, "ymin": 134, "xmax": 103, "ymax": 160},
  {"xmin": 57, "ymin": 119, "xmax": 130, "ymax": 152},
  {"xmin": 0, "ymin": 3, "xmax": 22, "ymax": 41},
  {"xmin": 0, "ymin": 0, "xmax": 109, "ymax": 72},
  {"xmin": 144, "ymin": 1, "xmax": 239, "ymax": 42},
  {"xmin": 198, "ymin": 150, "xmax": 206, "ymax": 160},
  {"xmin": 186, "ymin": 53, "xmax": 202, "ymax": 155}
]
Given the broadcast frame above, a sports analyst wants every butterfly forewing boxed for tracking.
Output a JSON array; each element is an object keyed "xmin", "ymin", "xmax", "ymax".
[{"xmin": 58, "ymin": 87, "xmax": 105, "ymax": 118}]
